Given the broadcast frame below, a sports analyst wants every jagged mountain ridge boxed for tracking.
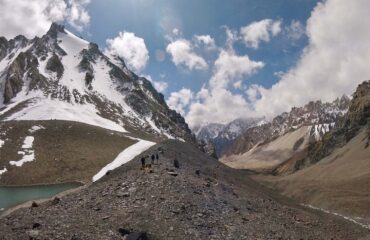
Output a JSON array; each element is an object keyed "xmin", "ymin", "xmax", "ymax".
[
  {"xmin": 294, "ymin": 80, "xmax": 370, "ymax": 170},
  {"xmin": 258, "ymin": 80, "xmax": 370, "ymax": 221},
  {"xmin": 0, "ymin": 23, "xmax": 193, "ymax": 141},
  {"xmin": 194, "ymin": 118, "xmax": 264, "ymax": 156},
  {"xmin": 223, "ymin": 95, "xmax": 351, "ymax": 157}
]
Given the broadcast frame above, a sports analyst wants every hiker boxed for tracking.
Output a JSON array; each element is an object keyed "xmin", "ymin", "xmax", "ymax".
[
  {"xmin": 155, "ymin": 153, "xmax": 159, "ymax": 164},
  {"xmin": 151, "ymin": 154, "xmax": 155, "ymax": 165},
  {"xmin": 141, "ymin": 156, "xmax": 146, "ymax": 169}
]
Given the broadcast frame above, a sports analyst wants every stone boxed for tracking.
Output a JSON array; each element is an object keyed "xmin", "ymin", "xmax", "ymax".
[
  {"xmin": 174, "ymin": 159, "xmax": 180, "ymax": 168},
  {"xmin": 118, "ymin": 228, "xmax": 131, "ymax": 236},
  {"xmin": 32, "ymin": 222, "xmax": 41, "ymax": 229},
  {"xmin": 27, "ymin": 229, "xmax": 39, "ymax": 239},
  {"xmin": 127, "ymin": 232, "xmax": 148, "ymax": 240},
  {"xmin": 117, "ymin": 190, "xmax": 130, "ymax": 197},
  {"xmin": 51, "ymin": 197, "xmax": 60, "ymax": 205},
  {"xmin": 167, "ymin": 171, "xmax": 178, "ymax": 177}
]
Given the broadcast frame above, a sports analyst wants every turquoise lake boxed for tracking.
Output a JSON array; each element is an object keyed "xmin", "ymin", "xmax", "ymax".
[{"xmin": 0, "ymin": 182, "xmax": 82, "ymax": 210}]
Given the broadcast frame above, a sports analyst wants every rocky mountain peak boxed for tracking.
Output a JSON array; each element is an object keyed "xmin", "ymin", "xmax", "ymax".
[
  {"xmin": 0, "ymin": 23, "xmax": 194, "ymax": 142},
  {"xmin": 46, "ymin": 22, "xmax": 66, "ymax": 39}
]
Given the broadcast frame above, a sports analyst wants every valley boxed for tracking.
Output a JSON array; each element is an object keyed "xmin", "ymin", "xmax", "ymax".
[
  {"xmin": 0, "ymin": 19, "xmax": 369, "ymax": 239},
  {"xmin": 1, "ymin": 141, "xmax": 369, "ymax": 239}
]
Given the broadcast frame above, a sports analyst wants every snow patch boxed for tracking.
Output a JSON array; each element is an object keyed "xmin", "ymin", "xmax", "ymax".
[
  {"xmin": 9, "ymin": 136, "xmax": 35, "ymax": 167},
  {"xmin": 0, "ymin": 139, "xmax": 4, "ymax": 148},
  {"xmin": 29, "ymin": 125, "xmax": 45, "ymax": 133},
  {"xmin": 145, "ymin": 116, "xmax": 161, "ymax": 134},
  {"xmin": 0, "ymin": 167, "xmax": 7, "ymax": 176},
  {"xmin": 22, "ymin": 136, "xmax": 34, "ymax": 149},
  {"xmin": 93, "ymin": 139, "xmax": 156, "ymax": 182}
]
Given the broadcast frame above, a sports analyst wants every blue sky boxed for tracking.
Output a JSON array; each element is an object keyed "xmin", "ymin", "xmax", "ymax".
[
  {"xmin": 81, "ymin": 0, "xmax": 316, "ymax": 94},
  {"xmin": 2, "ymin": 0, "xmax": 368, "ymax": 127}
]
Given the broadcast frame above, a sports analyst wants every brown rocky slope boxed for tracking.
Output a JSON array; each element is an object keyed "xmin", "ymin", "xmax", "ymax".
[{"xmin": 0, "ymin": 141, "xmax": 369, "ymax": 239}]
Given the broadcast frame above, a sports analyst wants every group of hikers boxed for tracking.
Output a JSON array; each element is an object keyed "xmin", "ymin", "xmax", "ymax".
[{"xmin": 140, "ymin": 147, "xmax": 163, "ymax": 170}]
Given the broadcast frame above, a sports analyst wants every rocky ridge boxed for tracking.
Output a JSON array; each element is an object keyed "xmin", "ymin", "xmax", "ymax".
[
  {"xmin": 294, "ymin": 80, "xmax": 370, "ymax": 170},
  {"xmin": 223, "ymin": 95, "xmax": 351, "ymax": 157}
]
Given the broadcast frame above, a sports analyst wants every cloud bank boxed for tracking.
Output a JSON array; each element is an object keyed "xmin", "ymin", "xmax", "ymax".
[
  {"xmin": 167, "ymin": 0, "xmax": 370, "ymax": 128},
  {"xmin": 252, "ymin": 0, "xmax": 370, "ymax": 118},
  {"xmin": 0, "ymin": 0, "xmax": 91, "ymax": 39}
]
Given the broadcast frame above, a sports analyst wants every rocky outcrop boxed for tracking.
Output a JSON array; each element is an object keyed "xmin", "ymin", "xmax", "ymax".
[
  {"xmin": 3, "ymin": 51, "xmax": 36, "ymax": 103},
  {"xmin": 198, "ymin": 140, "xmax": 218, "ymax": 159},
  {"xmin": 0, "ymin": 37, "xmax": 8, "ymax": 61},
  {"xmin": 46, "ymin": 53, "xmax": 64, "ymax": 79},
  {"xmin": 46, "ymin": 22, "xmax": 66, "ymax": 39},
  {"xmin": 295, "ymin": 80, "xmax": 370, "ymax": 170}
]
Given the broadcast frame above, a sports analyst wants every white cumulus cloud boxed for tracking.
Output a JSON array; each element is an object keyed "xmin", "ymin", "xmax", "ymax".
[
  {"xmin": 252, "ymin": 0, "xmax": 370, "ymax": 118},
  {"xmin": 0, "ymin": 0, "xmax": 91, "ymax": 39},
  {"xmin": 240, "ymin": 19, "xmax": 281, "ymax": 49},
  {"xmin": 185, "ymin": 47, "xmax": 264, "ymax": 127},
  {"xmin": 285, "ymin": 20, "xmax": 305, "ymax": 40},
  {"xmin": 194, "ymin": 35, "xmax": 217, "ymax": 50},
  {"xmin": 210, "ymin": 50, "xmax": 265, "ymax": 89},
  {"xmin": 167, "ymin": 88, "xmax": 194, "ymax": 115},
  {"xmin": 166, "ymin": 26, "xmax": 266, "ymax": 127},
  {"xmin": 166, "ymin": 39, "xmax": 208, "ymax": 71},
  {"xmin": 187, "ymin": 88, "xmax": 252, "ymax": 127},
  {"xmin": 106, "ymin": 32, "xmax": 149, "ymax": 72}
]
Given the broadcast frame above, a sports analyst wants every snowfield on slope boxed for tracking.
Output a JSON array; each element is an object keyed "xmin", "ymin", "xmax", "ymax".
[
  {"xmin": 5, "ymin": 98, "xmax": 127, "ymax": 133},
  {"xmin": 93, "ymin": 140, "xmax": 156, "ymax": 182}
]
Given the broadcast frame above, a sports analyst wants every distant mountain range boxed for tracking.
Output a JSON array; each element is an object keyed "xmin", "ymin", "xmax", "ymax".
[
  {"xmin": 223, "ymin": 94, "xmax": 351, "ymax": 157},
  {"xmin": 195, "ymin": 95, "xmax": 350, "ymax": 158},
  {"xmin": 194, "ymin": 118, "xmax": 265, "ymax": 156}
]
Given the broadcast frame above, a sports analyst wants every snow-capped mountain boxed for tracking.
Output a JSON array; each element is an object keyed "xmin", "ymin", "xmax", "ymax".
[
  {"xmin": 0, "ymin": 23, "xmax": 193, "ymax": 141},
  {"xmin": 223, "ymin": 95, "xmax": 351, "ymax": 157},
  {"xmin": 194, "ymin": 118, "xmax": 264, "ymax": 156}
]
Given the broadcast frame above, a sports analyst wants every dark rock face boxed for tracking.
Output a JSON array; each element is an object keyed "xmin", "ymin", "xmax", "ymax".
[
  {"xmin": 296, "ymin": 80, "xmax": 370, "ymax": 170},
  {"xmin": 47, "ymin": 22, "xmax": 66, "ymax": 39},
  {"xmin": 0, "ymin": 37, "xmax": 8, "ymax": 61},
  {"xmin": 3, "ymin": 51, "xmax": 37, "ymax": 103},
  {"xmin": 46, "ymin": 53, "xmax": 64, "ymax": 79},
  {"xmin": 0, "ymin": 141, "xmax": 368, "ymax": 239}
]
